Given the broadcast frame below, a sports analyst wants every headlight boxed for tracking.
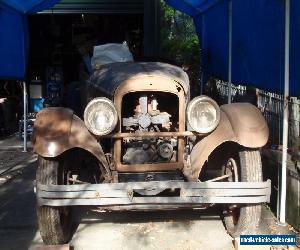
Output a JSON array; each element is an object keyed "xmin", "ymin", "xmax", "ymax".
[
  {"xmin": 84, "ymin": 97, "xmax": 118, "ymax": 135},
  {"xmin": 186, "ymin": 96, "xmax": 220, "ymax": 133}
]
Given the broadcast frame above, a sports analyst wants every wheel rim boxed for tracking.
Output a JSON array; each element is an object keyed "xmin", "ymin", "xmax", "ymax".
[
  {"xmin": 224, "ymin": 158, "xmax": 240, "ymax": 226},
  {"xmin": 225, "ymin": 158, "xmax": 238, "ymax": 182},
  {"xmin": 58, "ymin": 160, "xmax": 71, "ymax": 230}
]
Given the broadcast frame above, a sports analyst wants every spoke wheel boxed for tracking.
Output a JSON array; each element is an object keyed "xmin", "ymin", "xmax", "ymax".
[
  {"xmin": 36, "ymin": 156, "xmax": 72, "ymax": 245},
  {"xmin": 222, "ymin": 150, "xmax": 262, "ymax": 238}
]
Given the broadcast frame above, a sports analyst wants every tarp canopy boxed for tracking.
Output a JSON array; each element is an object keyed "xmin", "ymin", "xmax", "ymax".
[
  {"xmin": 0, "ymin": 0, "xmax": 59, "ymax": 80},
  {"xmin": 166, "ymin": 0, "xmax": 300, "ymax": 96},
  {"xmin": 1, "ymin": 0, "xmax": 299, "ymax": 96}
]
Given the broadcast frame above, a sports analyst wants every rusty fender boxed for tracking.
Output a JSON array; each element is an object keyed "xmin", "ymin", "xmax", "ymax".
[
  {"xmin": 184, "ymin": 103, "xmax": 269, "ymax": 181},
  {"xmin": 32, "ymin": 107, "xmax": 109, "ymax": 173}
]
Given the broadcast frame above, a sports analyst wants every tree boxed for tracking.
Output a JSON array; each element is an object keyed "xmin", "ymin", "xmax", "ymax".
[{"xmin": 160, "ymin": 1, "xmax": 201, "ymax": 96}]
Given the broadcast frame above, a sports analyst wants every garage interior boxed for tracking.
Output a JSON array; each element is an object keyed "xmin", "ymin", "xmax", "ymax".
[{"xmin": 27, "ymin": 0, "xmax": 155, "ymax": 116}]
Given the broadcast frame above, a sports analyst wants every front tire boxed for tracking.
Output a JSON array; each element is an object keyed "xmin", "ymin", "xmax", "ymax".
[
  {"xmin": 36, "ymin": 156, "xmax": 72, "ymax": 245},
  {"xmin": 223, "ymin": 150, "xmax": 262, "ymax": 238}
]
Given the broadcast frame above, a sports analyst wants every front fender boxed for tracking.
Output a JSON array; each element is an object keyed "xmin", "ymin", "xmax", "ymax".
[
  {"xmin": 184, "ymin": 103, "xmax": 269, "ymax": 181},
  {"xmin": 32, "ymin": 107, "xmax": 109, "ymax": 170}
]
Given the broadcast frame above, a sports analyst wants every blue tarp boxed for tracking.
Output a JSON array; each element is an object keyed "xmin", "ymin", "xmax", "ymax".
[
  {"xmin": 0, "ymin": 0, "xmax": 299, "ymax": 96},
  {"xmin": 0, "ymin": 6, "xmax": 28, "ymax": 79},
  {"xmin": 166, "ymin": 0, "xmax": 300, "ymax": 96},
  {"xmin": 0, "ymin": 0, "xmax": 59, "ymax": 80}
]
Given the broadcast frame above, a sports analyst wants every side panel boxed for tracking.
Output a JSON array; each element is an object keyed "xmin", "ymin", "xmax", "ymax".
[
  {"xmin": 185, "ymin": 103, "xmax": 269, "ymax": 181},
  {"xmin": 32, "ymin": 107, "xmax": 109, "ymax": 171}
]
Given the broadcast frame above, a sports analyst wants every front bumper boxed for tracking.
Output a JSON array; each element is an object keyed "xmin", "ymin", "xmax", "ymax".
[{"xmin": 37, "ymin": 180, "xmax": 271, "ymax": 209}]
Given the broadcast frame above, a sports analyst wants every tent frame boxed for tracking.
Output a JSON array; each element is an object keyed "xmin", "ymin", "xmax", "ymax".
[
  {"xmin": 228, "ymin": 0, "xmax": 232, "ymax": 104},
  {"xmin": 22, "ymin": 81, "xmax": 27, "ymax": 152},
  {"xmin": 279, "ymin": 0, "xmax": 290, "ymax": 224}
]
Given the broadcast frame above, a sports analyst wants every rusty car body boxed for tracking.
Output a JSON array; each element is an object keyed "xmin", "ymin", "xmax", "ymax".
[{"xmin": 33, "ymin": 62, "xmax": 270, "ymax": 244}]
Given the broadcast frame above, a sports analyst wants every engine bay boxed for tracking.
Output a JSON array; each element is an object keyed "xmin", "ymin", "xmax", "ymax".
[{"xmin": 121, "ymin": 92, "xmax": 179, "ymax": 165}]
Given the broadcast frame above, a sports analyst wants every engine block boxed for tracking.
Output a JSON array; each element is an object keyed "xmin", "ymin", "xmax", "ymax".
[
  {"xmin": 122, "ymin": 95, "xmax": 171, "ymax": 131},
  {"xmin": 121, "ymin": 94, "xmax": 178, "ymax": 165}
]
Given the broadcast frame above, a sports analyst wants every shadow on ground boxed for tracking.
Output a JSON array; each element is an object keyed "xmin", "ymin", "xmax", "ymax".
[{"xmin": 0, "ymin": 162, "xmax": 40, "ymax": 250}]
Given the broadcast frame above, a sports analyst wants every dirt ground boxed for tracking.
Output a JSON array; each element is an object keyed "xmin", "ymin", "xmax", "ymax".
[{"xmin": 0, "ymin": 135, "xmax": 36, "ymax": 184}]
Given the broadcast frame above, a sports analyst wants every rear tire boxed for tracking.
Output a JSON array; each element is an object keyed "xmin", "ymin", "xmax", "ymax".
[
  {"xmin": 223, "ymin": 150, "xmax": 262, "ymax": 238},
  {"xmin": 36, "ymin": 156, "xmax": 72, "ymax": 245}
]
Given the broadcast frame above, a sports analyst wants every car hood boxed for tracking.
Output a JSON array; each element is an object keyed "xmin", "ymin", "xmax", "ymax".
[{"xmin": 89, "ymin": 62, "xmax": 190, "ymax": 97}]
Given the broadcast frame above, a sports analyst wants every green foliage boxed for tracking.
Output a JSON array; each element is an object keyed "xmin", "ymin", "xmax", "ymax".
[
  {"xmin": 159, "ymin": 1, "xmax": 200, "ymax": 66},
  {"xmin": 159, "ymin": 0, "xmax": 201, "ymax": 96}
]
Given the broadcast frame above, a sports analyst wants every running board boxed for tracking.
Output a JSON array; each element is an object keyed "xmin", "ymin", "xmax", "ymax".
[{"xmin": 37, "ymin": 180, "xmax": 271, "ymax": 207}]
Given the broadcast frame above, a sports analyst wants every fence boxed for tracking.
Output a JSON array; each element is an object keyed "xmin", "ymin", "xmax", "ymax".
[{"xmin": 212, "ymin": 80, "xmax": 300, "ymax": 148}]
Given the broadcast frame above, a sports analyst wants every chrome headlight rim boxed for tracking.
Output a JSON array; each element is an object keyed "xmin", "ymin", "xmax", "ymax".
[
  {"xmin": 186, "ymin": 95, "xmax": 220, "ymax": 134},
  {"xmin": 84, "ymin": 97, "xmax": 118, "ymax": 136}
]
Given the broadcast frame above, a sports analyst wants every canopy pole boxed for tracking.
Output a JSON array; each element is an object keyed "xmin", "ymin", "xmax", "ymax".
[
  {"xmin": 279, "ymin": 0, "xmax": 290, "ymax": 224},
  {"xmin": 228, "ymin": 0, "xmax": 232, "ymax": 104},
  {"xmin": 22, "ymin": 81, "xmax": 27, "ymax": 152}
]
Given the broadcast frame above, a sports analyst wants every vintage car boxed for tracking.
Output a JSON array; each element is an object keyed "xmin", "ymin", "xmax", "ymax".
[{"xmin": 32, "ymin": 62, "xmax": 271, "ymax": 244}]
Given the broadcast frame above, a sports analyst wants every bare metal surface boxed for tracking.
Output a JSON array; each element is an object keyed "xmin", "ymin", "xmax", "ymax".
[
  {"xmin": 103, "ymin": 131, "xmax": 194, "ymax": 139},
  {"xmin": 38, "ymin": 185, "xmax": 270, "ymax": 198},
  {"xmin": 38, "ymin": 196, "xmax": 270, "ymax": 207},
  {"xmin": 38, "ymin": 180, "xmax": 271, "ymax": 191},
  {"xmin": 96, "ymin": 204, "xmax": 211, "ymax": 211},
  {"xmin": 37, "ymin": 180, "xmax": 271, "ymax": 207},
  {"xmin": 187, "ymin": 103, "xmax": 269, "ymax": 181},
  {"xmin": 205, "ymin": 174, "xmax": 230, "ymax": 182}
]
